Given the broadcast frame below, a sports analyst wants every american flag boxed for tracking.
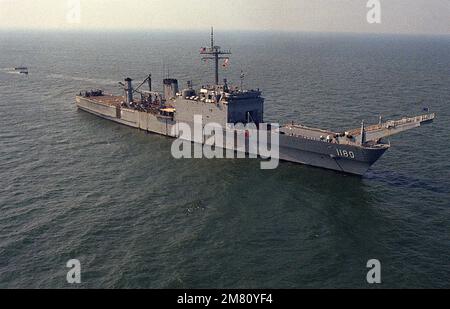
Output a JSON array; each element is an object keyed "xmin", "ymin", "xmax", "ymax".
[{"xmin": 222, "ymin": 58, "xmax": 229, "ymax": 68}]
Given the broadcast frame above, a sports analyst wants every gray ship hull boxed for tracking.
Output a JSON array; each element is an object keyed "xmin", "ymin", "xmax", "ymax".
[
  {"xmin": 278, "ymin": 134, "xmax": 388, "ymax": 175},
  {"xmin": 76, "ymin": 96, "xmax": 388, "ymax": 176}
]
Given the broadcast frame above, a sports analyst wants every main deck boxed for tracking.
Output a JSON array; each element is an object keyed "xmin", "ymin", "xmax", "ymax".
[{"xmin": 79, "ymin": 94, "xmax": 124, "ymax": 107}]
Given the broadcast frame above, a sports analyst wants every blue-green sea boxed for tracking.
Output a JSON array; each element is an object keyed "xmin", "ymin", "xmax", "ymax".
[{"xmin": 0, "ymin": 30, "xmax": 449, "ymax": 288}]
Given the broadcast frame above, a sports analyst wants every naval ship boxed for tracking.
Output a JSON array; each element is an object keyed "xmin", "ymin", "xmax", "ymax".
[{"xmin": 76, "ymin": 29, "xmax": 435, "ymax": 176}]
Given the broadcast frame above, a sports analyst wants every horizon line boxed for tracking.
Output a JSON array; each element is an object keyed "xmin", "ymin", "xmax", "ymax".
[{"xmin": 1, "ymin": 27, "xmax": 450, "ymax": 38}]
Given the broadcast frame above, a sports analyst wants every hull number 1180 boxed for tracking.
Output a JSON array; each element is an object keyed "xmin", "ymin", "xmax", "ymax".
[{"xmin": 336, "ymin": 149, "xmax": 355, "ymax": 159}]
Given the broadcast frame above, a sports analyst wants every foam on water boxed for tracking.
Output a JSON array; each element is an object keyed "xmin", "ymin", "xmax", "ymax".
[{"xmin": 47, "ymin": 74, "xmax": 118, "ymax": 86}]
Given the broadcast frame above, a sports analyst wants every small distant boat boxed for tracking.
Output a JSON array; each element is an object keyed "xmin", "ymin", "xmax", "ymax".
[{"xmin": 14, "ymin": 67, "xmax": 28, "ymax": 75}]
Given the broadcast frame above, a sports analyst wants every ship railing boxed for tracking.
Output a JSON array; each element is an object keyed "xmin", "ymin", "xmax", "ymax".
[
  {"xmin": 384, "ymin": 113, "xmax": 435, "ymax": 128},
  {"xmin": 359, "ymin": 113, "xmax": 435, "ymax": 133},
  {"xmin": 285, "ymin": 133, "xmax": 329, "ymax": 143}
]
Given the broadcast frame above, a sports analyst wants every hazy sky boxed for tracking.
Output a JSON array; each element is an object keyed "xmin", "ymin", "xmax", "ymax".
[{"xmin": 0, "ymin": 0, "xmax": 449, "ymax": 34}]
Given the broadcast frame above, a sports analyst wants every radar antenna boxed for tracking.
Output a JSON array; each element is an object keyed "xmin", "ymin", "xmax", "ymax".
[{"xmin": 200, "ymin": 27, "xmax": 231, "ymax": 85}]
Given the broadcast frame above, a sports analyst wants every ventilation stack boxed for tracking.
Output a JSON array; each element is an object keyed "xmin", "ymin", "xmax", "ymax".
[
  {"xmin": 163, "ymin": 78, "xmax": 179, "ymax": 100},
  {"xmin": 125, "ymin": 77, "xmax": 133, "ymax": 105}
]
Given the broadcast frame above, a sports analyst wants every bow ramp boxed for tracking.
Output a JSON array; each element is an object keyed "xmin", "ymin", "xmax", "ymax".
[{"xmin": 347, "ymin": 113, "xmax": 435, "ymax": 145}]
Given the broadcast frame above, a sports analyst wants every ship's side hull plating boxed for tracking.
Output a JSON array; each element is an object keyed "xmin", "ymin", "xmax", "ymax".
[
  {"xmin": 278, "ymin": 134, "xmax": 388, "ymax": 175},
  {"xmin": 76, "ymin": 96, "xmax": 388, "ymax": 175}
]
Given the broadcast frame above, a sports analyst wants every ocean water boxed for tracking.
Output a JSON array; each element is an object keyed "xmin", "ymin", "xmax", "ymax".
[{"xmin": 0, "ymin": 30, "xmax": 449, "ymax": 288}]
